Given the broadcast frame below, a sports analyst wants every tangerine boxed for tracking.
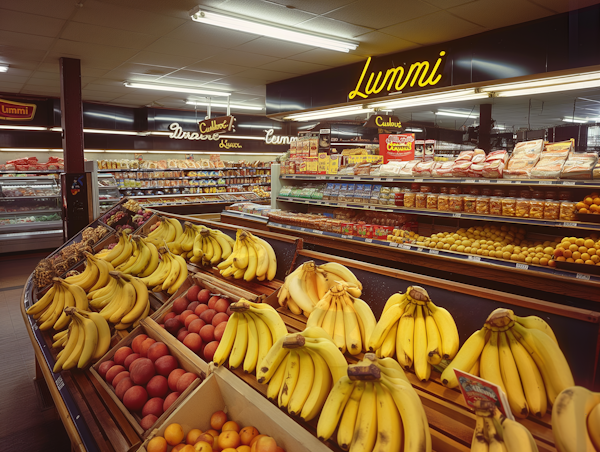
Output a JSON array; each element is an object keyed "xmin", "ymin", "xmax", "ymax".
[
  {"xmin": 165, "ymin": 423, "xmax": 185, "ymax": 446},
  {"xmin": 148, "ymin": 436, "xmax": 168, "ymax": 452},
  {"xmin": 584, "ymin": 197, "xmax": 594, "ymax": 205}
]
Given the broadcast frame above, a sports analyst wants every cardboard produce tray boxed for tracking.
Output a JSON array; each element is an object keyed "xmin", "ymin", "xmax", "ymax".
[{"xmin": 90, "ymin": 323, "xmax": 206, "ymax": 437}]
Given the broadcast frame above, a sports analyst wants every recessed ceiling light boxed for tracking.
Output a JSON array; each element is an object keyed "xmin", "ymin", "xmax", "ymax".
[
  {"xmin": 0, "ymin": 65, "xmax": 8, "ymax": 73},
  {"xmin": 124, "ymin": 81, "xmax": 230, "ymax": 97}
]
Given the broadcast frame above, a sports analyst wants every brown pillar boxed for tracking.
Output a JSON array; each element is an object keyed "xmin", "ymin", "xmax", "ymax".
[
  {"xmin": 479, "ymin": 103, "xmax": 492, "ymax": 153},
  {"xmin": 60, "ymin": 57, "xmax": 84, "ymax": 172}
]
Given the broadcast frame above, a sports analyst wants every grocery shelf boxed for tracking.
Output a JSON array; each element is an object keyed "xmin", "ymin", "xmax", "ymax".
[
  {"xmin": 119, "ymin": 183, "xmax": 270, "ymax": 191},
  {"xmin": 98, "ymin": 185, "xmax": 119, "ymax": 190},
  {"xmin": 99, "ymin": 166, "xmax": 271, "ymax": 172},
  {"xmin": 0, "ymin": 209, "xmax": 61, "ymax": 216},
  {"xmin": 280, "ymin": 174, "xmax": 600, "ymax": 187},
  {"xmin": 221, "ymin": 210, "xmax": 270, "ymax": 224},
  {"xmin": 268, "ymin": 221, "xmax": 600, "ymax": 283},
  {"xmin": 0, "ymin": 220, "xmax": 62, "ymax": 233},
  {"xmin": 0, "ymin": 170, "xmax": 62, "ymax": 174},
  {"xmin": 113, "ymin": 176, "xmax": 270, "ymax": 181},
  {"xmin": 276, "ymin": 196, "xmax": 600, "ymax": 231},
  {"xmin": 0, "ymin": 195, "xmax": 60, "ymax": 200},
  {"xmin": 99, "ymin": 198, "xmax": 121, "ymax": 202}
]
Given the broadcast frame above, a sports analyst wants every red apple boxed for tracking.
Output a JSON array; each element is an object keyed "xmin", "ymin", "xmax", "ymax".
[{"xmin": 197, "ymin": 289, "xmax": 211, "ymax": 304}]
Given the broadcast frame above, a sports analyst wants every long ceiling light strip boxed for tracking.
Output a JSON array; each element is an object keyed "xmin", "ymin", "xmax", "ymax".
[
  {"xmin": 189, "ymin": 8, "xmax": 357, "ymax": 53},
  {"xmin": 0, "ymin": 125, "xmax": 48, "ymax": 131},
  {"xmin": 369, "ymin": 89, "xmax": 490, "ymax": 110},
  {"xmin": 481, "ymin": 71, "xmax": 600, "ymax": 92},
  {"xmin": 285, "ymin": 106, "xmax": 374, "ymax": 121},
  {"xmin": 435, "ymin": 110, "xmax": 478, "ymax": 118},
  {"xmin": 185, "ymin": 100, "xmax": 263, "ymax": 111},
  {"xmin": 492, "ymin": 80, "xmax": 600, "ymax": 98},
  {"xmin": 124, "ymin": 82, "xmax": 230, "ymax": 97}
]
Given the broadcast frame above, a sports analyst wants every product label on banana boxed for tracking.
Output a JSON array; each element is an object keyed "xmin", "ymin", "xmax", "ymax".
[{"xmin": 454, "ymin": 369, "xmax": 514, "ymax": 419}]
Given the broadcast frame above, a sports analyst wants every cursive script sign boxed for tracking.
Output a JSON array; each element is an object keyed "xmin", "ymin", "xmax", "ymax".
[
  {"xmin": 169, "ymin": 122, "xmax": 219, "ymax": 140},
  {"xmin": 349, "ymin": 51, "xmax": 446, "ymax": 100},
  {"xmin": 219, "ymin": 140, "xmax": 242, "ymax": 149},
  {"xmin": 264, "ymin": 128, "xmax": 297, "ymax": 145},
  {"xmin": 198, "ymin": 115, "xmax": 235, "ymax": 136},
  {"xmin": 0, "ymin": 98, "xmax": 36, "ymax": 121},
  {"xmin": 364, "ymin": 114, "xmax": 402, "ymax": 130}
]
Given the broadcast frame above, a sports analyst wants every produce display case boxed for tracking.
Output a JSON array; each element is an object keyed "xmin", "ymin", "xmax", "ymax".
[
  {"xmin": 97, "ymin": 173, "xmax": 121, "ymax": 215},
  {"xmin": 0, "ymin": 176, "xmax": 63, "ymax": 253}
]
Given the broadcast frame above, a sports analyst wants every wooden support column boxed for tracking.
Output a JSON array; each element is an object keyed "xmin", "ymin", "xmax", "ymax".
[{"xmin": 479, "ymin": 103, "xmax": 492, "ymax": 153}]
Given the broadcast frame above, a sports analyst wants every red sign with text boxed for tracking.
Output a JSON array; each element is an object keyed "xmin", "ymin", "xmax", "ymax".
[
  {"xmin": 0, "ymin": 98, "xmax": 36, "ymax": 121},
  {"xmin": 379, "ymin": 133, "xmax": 415, "ymax": 162}
]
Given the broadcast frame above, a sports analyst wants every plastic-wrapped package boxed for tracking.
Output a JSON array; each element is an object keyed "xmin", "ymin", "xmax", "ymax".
[
  {"xmin": 594, "ymin": 162, "xmax": 600, "ymax": 179},
  {"xmin": 452, "ymin": 161, "xmax": 471, "ymax": 177},
  {"xmin": 378, "ymin": 161, "xmax": 408, "ymax": 176},
  {"xmin": 504, "ymin": 159, "xmax": 539, "ymax": 179},
  {"xmin": 412, "ymin": 160, "xmax": 436, "ymax": 177},
  {"xmin": 543, "ymin": 140, "xmax": 573, "ymax": 157},
  {"xmin": 432, "ymin": 161, "xmax": 455, "ymax": 177},
  {"xmin": 456, "ymin": 150, "xmax": 474, "ymax": 161},
  {"xmin": 482, "ymin": 159, "xmax": 505, "ymax": 178},
  {"xmin": 531, "ymin": 155, "xmax": 568, "ymax": 179},
  {"xmin": 398, "ymin": 160, "xmax": 420, "ymax": 176},
  {"xmin": 560, "ymin": 152, "xmax": 599, "ymax": 179},
  {"xmin": 467, "ymin": 163, "xmax": 485, "ymax": 178},
  {"xmin": 472, "ymin": 149, "xmax": 486, "ymax": 163},
  {"xmin": 485, "ymin": 150, "xmax": 509, "ymax": 163},
  {"xmin": 511, "ymin": 140, "xmax": 544, "ymax": 159}
]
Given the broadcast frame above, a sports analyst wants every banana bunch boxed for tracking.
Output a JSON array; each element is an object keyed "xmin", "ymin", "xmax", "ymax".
[
  {"xmin": 306, "ymin": 281, "xmax": 376, "ymax": 356},
  {"xmin": 137, "ymin": 246, "xmax": 188, "ymax": 294},
  {"xmin": 52, "ymin": 307, "xmax": 111, "ymax": 373},
  {"xmin": 255, "ymin": 327, "xmax": 348, "ymax": 421},
  {"xmin": 551, "ymin": 386, "xmax": 600, "ymax": 452},
  {"xmin": 110, "ymin": 236, "xmax": 160, "ymax": 277},
  {"xmin": 278, "ymin": 261, "xmax": 363, "ymax": 317},
  {"xmin": 145, "ymin": 216, "xmax": 184, "ymax": 248},
  {"xmin": 213, "ymin": 299, "xmax": 288, "ymax": 372},
  {"xmin": 93, "ymin": 272, "xmax": 150, "ymax": 329},
  {"xmin": 97, "ymin": 231, "xmax": 136, "ymax": 268},
  {"xmin": 64, "ymin": 252, "xmax": 115, "ymax": 292},
  {"xmin": 27, "ymin": 278, "xmax": 89, "ymax": 331},
  {"xmin": 471, "ymin": 402, "xmax": 539, "ymax": 452},
  {"xmin": 217, "ymin": 229, "xmax": 277, "ymax": 282},
  {"xmin": 317, "ymin": 353, "xmax": 431, "ymax": 452},
  {"xmin": 189, "ymin": 224, "xmax": 235, "ymax": 265},
  {"xmin": 367, "ymin": 286, "xmax": 459, "ymax": 382},
  {"xmin": 441, "ymin": 308, "xmax": 574, "ymax": 419}
]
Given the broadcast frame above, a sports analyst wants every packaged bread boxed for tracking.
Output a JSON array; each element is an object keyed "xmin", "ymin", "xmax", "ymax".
[
  {"xmin": 452, "ymin": 161, "xmax": 471, "ymax": 177},
  {"xmin": 560, "ymin": 152, "xmax": 598, "ymax": 179},
  {"xmin": 485, "ymin": 149, "xmax": 508, "ymax": 163},
  {"xmin": 531, "ymin": 155, "xmax": 568, "ymax": 179},
  {"xmin": 467, "ymin": 162, "xmax": 485, "ymax": 177},
  {"xmin": 398, "ymin": 160, "xmax": 419, "ymax": 176},
  {"xmin": 412, "ymin": 160, "xmax": 435, "ymax": 177},
  {"xmin": 511, "ymin": 140, "xmax": 544, "ymax": 159},
  {"xmin": 482, "ymin": 159, "xmax": 505, "ymax": 178},
  {"xmin": 456, "ymin": 150, "xmax": 474, "ymax": 161},
  {"xmin": 472, "ymin": 148, "xmax": 486, "ymax": 163},
  {"xmin": 543, "ymin": 140, "xmax": 573, "ymax": 157},
  {"xmin": 432, "ymin": 161, "xmax": 455, "ymax": 177}
]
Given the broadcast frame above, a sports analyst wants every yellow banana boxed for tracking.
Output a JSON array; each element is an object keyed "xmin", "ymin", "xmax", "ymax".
[
  {"xmin": 27, "ymin": 284, "xmax": 56, "ymax": 315},
  {"xmin": 317, "ymin": 376, "xmax": 356, "ymax": 440},
  {"xmin": 300, "ymin": 348, "xmax": 332, "ymax": 421},
  {"xmin": 212, "ymin": 312, "xmax": 239, "ymax": 366},
  {"xmin": 498, "ymin": 332, "xmax": 528, "ymax": 418},
  {"xmin": 441, "ymin": 328, "xmax": 488, "ymax": 388},
  {"xmin": 288, "ymin": 349, "xmax": 315, "ymax": 415},
  {"xmin": 53, "ymin": 322, "xmax": 79, "ymax": 373},
  {"xmin": 229, "ymin": 313, "xmax": 248, "ymax": 369},
  {"xmin": 337, "ymin": 380, "xmax": 365, "ymax": 450},
  {"xmin": 278, "ymin": 349, "xmax": 300, "ymax": 409},
  {"xmin": 120, "ymin": 275, "xmax": 150, "ymax": 324},
  {"xmin": 413, "ymin": 305, "xmax": 431, "ymax": 382},
  {"xmin": 243, "ymin": 313, "xmax": 259, "ymax": 374}
]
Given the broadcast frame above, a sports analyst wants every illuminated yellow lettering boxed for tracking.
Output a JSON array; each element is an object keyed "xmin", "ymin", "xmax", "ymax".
[
  {"xmin": 425, "ymin": 51, "xmax": 445, "ymax": 86},
  {"xmin": 348, "ymin": 57, "xmax": 371, "ymax": 100},
  {"xmin": 385, "ymin": 67, "xmax": 404, "ymax": 91}
]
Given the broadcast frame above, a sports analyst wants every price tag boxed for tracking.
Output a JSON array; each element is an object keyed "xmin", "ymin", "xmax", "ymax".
[
  {"xmin": 563, "ymin": 181, "xmax": 576, "ymax": 186},
  {"xmin": 56, "ymin": 376, "xmax": 64, "ymax": 391},
  {"xmin": 512, "ymin": 180, "xmax": 522, "ymax": 184},
  {"xmin": 342, "ymin": 234, "xmax": 351, "ymax": 239},
  {"xmin": 516, "ymin": 263, "xmax": 529, "ymax": 270},
  {"xmin": 385, "ymin": 178, "xmax": 394, "ymax": 181},
  {"xmin": 576, "ymin": 273, "xmax": 591, "ymax": 280},
  {"xmin": 417, "ymin": 247, "xmax": 423, "ymax": 252},
  {"xmin": 368, "ymin": 206, "xmax": 376, "ymax": 210},
  {"xmin": 338, "ymin": 203, "xmax": 347, "ymax": 207},
  {"xmin": 365, "ymin": 238, "xmax": 373, "ymax": 243},
  {"xmin": 478, "ymin": 179, "xmax": 491, "ymax": 183},
  {"xmin": 300, "ymin": 227, "xmax": 306, "ymax": 231},
  {"xmin": 373, "ymin": 177, "xmax": 382, "ymax": 181},
  {"xmin": 389, "ymin": 241, "xmax": 399, "ymax": 247},
  {"xmin": 285, "ymin": 225, "xmax": 292, "ymax": 229},
  {"xmin": 32, "ymin": 323, "xmax": 38, "ymax": 331},
  {"xmin": 385, "ymin": 209, "xmax": 394, "ymax": 212},
  {"xmin": 313, "ymin": 230, "xmax": 324, "ymax": 234},
  {"xmin": 468, "ymin": 255, "xmax": 481, "ymax": 261},
  {"xmin": 562, "ymin": 222, "xmax": 577, "ymax": 227},
  {"xmin": 414, "ymin": 178, "xmax": 424, "ymax": 182},
  {"xmin": 429, "ymin": 249, "xmax": 439, "ymax": 254},
  {"xmin": 401, "ymin": 244, "xmax": 411, "ymax": 250},
  {"xmin": 453, "ymin": 213, "xmax": 462, "ymax": 218}
]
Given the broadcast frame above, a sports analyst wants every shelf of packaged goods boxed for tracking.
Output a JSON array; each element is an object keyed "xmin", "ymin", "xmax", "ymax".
[
  {"xmin": 268, "ymin": 221, "xmax": 600, "ymax": 284},
  {"xmin": 119, "ymin": 183, "xmax": 270, "ymax": 191},
  {"xmin": 330, "ymin": 141, "xmax": 378, "ymax": 145},
  {"xmin": 0, "ymin": 209, "xmax": 61, "ymax": 216},
  {"xmin": 98, "ymin": 185, "xmax": 119, "ymax": 190},
  {"xmin": 0, "ymin": 220, "xmax": 62, "ymax": 233},
  {"xmin": 113, "ymin": 176, "xmax": 271, "ymax": 181},
  {"xmin": 99, "ymin": 166, "xmax": 271, "ymax": 172},
  {"xmin": 276, "ymin": 196, "xmax": 600, "ymax": 231},
  {"xmin": 141, "ymin": 199, "xmax": 256, "ymax": 207},
  {"xmin": 0, "ymin": 195, "xmax": 60, "ymax": 200},
  {"xmin": 220, "ymin": 210, "xmax": 270, "ymax": 224},
  {"xmin": 0, "ymin": 176, "xmax": 59, "ymax": 181},
  {"xmin": 0, "ymin": 170, "xmax": 62, "ymax": 174},
  {"xmin": 280, "ymin": 174, "xmax": 600, "ymax": 187},
  {"xmin": 99, "ymin": 198, "xmax": 121, "ymax": 203}
]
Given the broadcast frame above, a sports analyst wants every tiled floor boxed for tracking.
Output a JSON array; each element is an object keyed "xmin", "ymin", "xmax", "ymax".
[{"xmin": 0, "ymin": 253, "xmax": 71, "ymax": 451}]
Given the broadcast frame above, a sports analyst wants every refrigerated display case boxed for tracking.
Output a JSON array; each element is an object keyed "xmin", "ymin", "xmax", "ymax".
[
  {"xmin": 98, "ymin": 173, "xmax": 121, "ymax": 215},
  {"xmin": 0, "ymin": 176, "xmax": 63, "ymax": 252}
]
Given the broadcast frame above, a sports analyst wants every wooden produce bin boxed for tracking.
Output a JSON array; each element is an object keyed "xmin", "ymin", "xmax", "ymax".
[
  {"xmin": 90, "ymin": 323, "xmax": 205, "ymax": 437},
  {"xmin": 137, "ymin": 367, "xmax": 331, "ymax": 452}
]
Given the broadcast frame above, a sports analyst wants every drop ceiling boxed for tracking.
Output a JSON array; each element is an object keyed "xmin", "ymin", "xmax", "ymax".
[{"xmin": 0, "ymin": 0, "xmax": 599, "ymax": 126}]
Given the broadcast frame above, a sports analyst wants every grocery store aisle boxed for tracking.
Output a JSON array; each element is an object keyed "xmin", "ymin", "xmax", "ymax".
[{"xmin": 0, "ymin": 253, "xmax": 71, "ymax": 452}]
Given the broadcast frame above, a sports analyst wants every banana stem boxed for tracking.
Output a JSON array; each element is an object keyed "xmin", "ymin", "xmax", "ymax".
[
  {"xmin": 347, "ymin": 364, "xmax": 381, "ymax": 381},
  {"xmin": 283, "ymin": 334, "xmax": 305, "ymax": 349}
]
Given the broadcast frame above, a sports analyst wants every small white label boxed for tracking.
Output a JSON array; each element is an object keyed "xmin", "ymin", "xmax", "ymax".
[
  {"xmin": 401, "ymin": 244, "xmax": 411, "ymax": 250},
  {"xmin": 576, "ymin": 273, "xmax": 591, "ymax": 280},
  {"xmin": 385, "ymin": 178, "xmax": 394, "ymax": 181},
  {"xmin": 56, "ymin": 376, "xmax": 64, "ymax": 390},
  {"xmin": 32, "ymin": 323, "xmax": 38, "ymax": 331},
  {"xmin": 373, "ymin": 177, "xmax": 382, "ymax": 181},
  {"xmin": 563, "ymin": 181, "xmax": 576, "ymax": 186},
  {"xmin": 365, "ymin": 238, "xmax": 373, "ymax": 243},
  {"xmin": 562, "ymin": 222, "xmax": 577, "ymax": 227},
  {"xmin": 389, "ymin": 241, "xmax": 399, "ymax": 247},
  {"xmin": 338, "ymin": 203, "xmax": 347, "ymax": 207},
  {"xmin": 417, "ymin": 247, "xmax": 423, "ymax": 252},
  {"xmin": 429, "ymin": 249, "xmax": 439, "ymax": 254},
  {"xmin": 369, "ymin": 206, "xmax": 376, "ymax": 210},
  {"xmin": 342, "ymin": 234, "xmax": 352, "ymax": 239},
  {"xmin": 478, "ymin": 179, "xmax": 491, "ymax": 183},
  {"xmin": 285, "ymin": 225, "xmax": 292, "ymax": 229},
  {"xmin": 300, "ymin": 227, "xmax": 306, "ymax": 231},
  {"xmin": 313, "ymin": 230, "xmax": 324, "ymax": 234},
  {"xmin": 468, "ymin": 255, "xmax": 481, "ymax": 261},
  {"xmin": 516, "ymin": 263, "xmax": 529, "ymax": 270},
  {"xmin": 414, "ymin": 178, "xmax": 424, "ymax": 182},
  {"xmin": 513, "ymin": 180, "xmax": 522, "ymax": 184},
  {"xmin": 452, "ymin": 213, "xmax": 462, "ymax": 218}
]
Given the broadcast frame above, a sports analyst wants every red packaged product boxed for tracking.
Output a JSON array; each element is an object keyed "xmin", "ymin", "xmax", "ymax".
[{"xmin": 340, "ymin": 222, "xmax": 354, "ymax": 236}]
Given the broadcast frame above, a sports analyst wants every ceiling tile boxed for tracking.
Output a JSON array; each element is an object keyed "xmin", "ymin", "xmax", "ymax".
[
  {"xmin": 144, "ymin": 37, "xmax": 225, "ymax": 60},
  {"xmin": 258, "ymin": 59, "xmax": 331, "ymax": 75},
  {"xmin": 1, "ymin": 68, "xmax": 32, "ymax": 78},
  {"xmin": 159, "ymin": 69, "xmax": 224, "ymax": 84},
  {"xmin": 166, "ymin": 21, "xmax": 258, "ymax": 48},
  {"xmin": 205, "ymin": 0, "xmax": 317, "ymax": 26},
  {"xmin": 324, "ymin": 0, "xmax": 440, "ymax": 29},
  {"xmin": 380, "ymin": 10, "xmax": 486, "ymax": 45},
  {"xmin": 29, "ymin": 71, "xmax": 59, "ymax": 81},
  {"xmin": 21, "ymin": 86, "xmax": 61, "ymax": 95},
  {"xmin": 96, "ymin": 0, "xmax": 199, "ymax": 20},
  {"xmin": 236, "ymin": 86, "xmax": 267, "ymax": 96},
  {"xmin": 448, "ymin": 0, "xmax": 553, "ymax": 29},
  {"xmin": 288, "ymin": 49, "xmax": 365, "ymax": 66},
  {"xmin": 296, "ymin": 16, "xmax": 373, "ymax": 39},
  {"xmin": 50, "ymin": 40, "xmax": 139, "ymax": 68},
  {"xmin": 0, "ymin": 75, "xmax": 30, "ymax": 85},
  {"xmin": 264, "ymin": 0, "xmax": 359, "ymax": 15},
  {"xmin": 71, "ymin": 0, "xmax": 186, "ymax": 36},
  {"xmin": 203, "ymin": 50, "xmax": 279, "ymax": 68},
  {"xmin": 0, "ymin": 30, "xmax": 55, "ymax": 52},
  {"xmin": 527, "ymin": 0, "xmax": 600, "ymax": 13},
  {"xmin": 60, "ymin": 22, "xmax": 157, "ymax": 50},
  {"xmin": 81, "ymin": 82, "xmax": 131, "ymax": 94},
  {"xmin": 0, "ymin": 45, "xmax": 47, "ymax": 63},
  {"xmin": 81, "ymin": 89, "xmax": 123, "ymax": 102},
  {"xmin": 351, "ymin": 31, "xmax": 420, "ymax": 57},
  {"xmin": 0, "ymin": 0, "xmax": 76, "ymax": 20},
  {"xmin": 200, "ymin": 76, "xmax": 263, "ymax": 90},
  {"xmin": 23, "ymin": 77, "xmax": 61, "ymax": 88},
  {"xmin": 109, "ymin": 93, "xmax": 172, "ymax": 104},
  {"xmin": 105, "ymin": 63, "xmax": 176, "ymax": 78},
  {"xmin": 0, "ymin": 9, "xmax": 66, "ymax": 38},
  {"xmin": 184, "ymin": 60, "xmax": 249, "ymax": 76},
  {"xmin": 128, "ymin": 51, "xmax": 200, "ymax": 69},
  {"xmin": 0, "ymin": 81, "xmax": 23, "ymax": 91},
  {"xmin": 421, "ymin": 0, "xmax": 479, "ymax": 9},
  {"xmin": 234, "ymin": 37, "xmax": 314, "ymax": 59}
]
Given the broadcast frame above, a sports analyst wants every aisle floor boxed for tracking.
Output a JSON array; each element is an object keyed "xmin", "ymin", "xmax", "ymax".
[{"xmin": 0, "ymin": 253, "xmax": 71, "ymax": 451}]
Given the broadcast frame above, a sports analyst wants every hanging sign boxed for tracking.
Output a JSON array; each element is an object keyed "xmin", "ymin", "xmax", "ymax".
[
  {"xmin": 219, "ymin": 140, "xmax": 242, "ymax": 150},
  {"xmin": 364, "ymin": 114, "xmax": 402, "ymax": 130},
  {"xmin": 198, "ymin": 115, "xmax": 235, "ymax": 136},
  {"xmin": 379, "ymin": 133, "xmax": 415, "ymax": 162},
  {"xmin": 0, "ymin": 98, "xmax": 37, "ymax": 121}
]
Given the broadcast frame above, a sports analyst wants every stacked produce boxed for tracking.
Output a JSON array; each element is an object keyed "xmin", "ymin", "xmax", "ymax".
[
  {"xmin": 26, "ymin": 277, "xmax": 89, "ymax": 331},
  {"xmin": 98, "ymin": 336, "xmax": 201, "ymax": 431},
  {"xmin": 317, "ymin": 354, "xmax": 431, "ymax": 452},
  {"xmin": 551, "ymin": 386, "xmax": 600, "ymax": 452},
  {"xmin": 278, "ymin": 260, "xmax": 363, "ymax": 317},
  {"xmin": 126, "ymin": 245, "xmax": 188, "ymax": 295},
  {"xmin": 256, "ymin": 327, "xmax": 348, "ymax": 421},
  {"xmin": 442, "ymin": 308, "xmax": 573, "ymax": 418},
  {"xmin": 148, "ymin": 411, "xmax": 285, "ymax": 452},
  {"xmin": 63, "ymin": 252, "xmax": 115, "ymax": 291},
  {"xmin": 217, "ymin": 229, "xmax": 277, "ymax": 282},
  {"xmin": 575, "ymin": 192, "xmax": 600, "ymax": 215},
  {"xmin": 470, "ymin": 401, "xmax": 539, "ymax": 452},
  {"xmin": 305, "ymin": 280, "xmax": 376, "ymax": 355},
  {"xmin": 213, "ymin": 299, "xmax": 287, "ymax": 373},
  {"xmin": 167, "ymin": 221, "xmax": 235, "ymax": 266},
  {"xmin": 51, "ymin": 307, "xmax": 111, "ymax": 372},
  {"xmin": 145, "ymin": 216, "xmax": 185, "ymax": 248},
  {"xmin": 553, "ymin": 235, "xmax": 600, "ymax": 266},
  {"xmin": 160, "ymin": 284, "xmax": 232, "ymax": 363},
  {"xmin": 110, "ymin": 236, "xmax": 160, "ymax": 277},
  {"xmin": 367, "ymin": 286, "xmax": 459, "ymax": 382}
]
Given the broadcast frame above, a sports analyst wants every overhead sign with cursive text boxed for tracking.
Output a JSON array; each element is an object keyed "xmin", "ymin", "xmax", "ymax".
[
  {"xmin": 364, "ymin": 114, "xmax": 402, "ymax": 130},
  {"xmin": 0, "ymin": 98, "xmax": 36, "ymax": 121},
  {"xmin": 264, "ymin": 128, "xmax": 297, "ymax": 145},
  {"xmin": 198, "ymin": 115, "xmax": 235, "ymax": 137}
]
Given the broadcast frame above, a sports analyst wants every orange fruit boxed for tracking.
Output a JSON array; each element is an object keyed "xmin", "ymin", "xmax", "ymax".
[
  {"xmin": 206, "ymin": 430, "xmax": 220, "ymax": 438},
  {"xmin": 539, "ymin": 257, "xmax": 549, "ymax": 266},
  {"xmin": 563, "ymin": 249, "xmax": 573, "ymax": 258},
  {"xmin": 579, "ymin": 246, "xmax": 589, "ymax": 254},
  {"xmin": 569, "ymin": 244, "xmax": 578, "ymax": 252},
  {"xmin": 194, "ymin": 441, "xmax": 213, "ymax": 452},
  {"xmin": 240, "ymin": 427, "xmax": 260, "ymax": 446},
  {"xmin": 556, "ymin": 256, "xmax": 566, "ymax": 261},
  {"xmin": 585, "ymin": 260, "xmax": 595, "ymax": 265},
  {"xmin": 572, "ymin": 251, "xmax": 582, "ymax": 260},
  {"xmin": 187, "ymin": 429, "xmax": 204, "ymax": 445},
  {"xmin": 237, "ymin": 447, "xmax": 252, "ymax": 452},
  {"xmin": 592, "ymin": 255, "xmax": 600, "ymax": 263},
  {"xmin": 211, "ymin": 411, "xmax": 228, "ymax": 431},
  {"xmin": 222, "ymin": 449, "xmax": 238, "ymax": 452},
  {"xmin": 582, "ymin": 253, "xmax": 591, "ymax": 261},
  {"xmin": 165, "ymin": 423, "xmax": 185, "ymax": 446},
  {"xmin": 180, "ymin": 446, "xmax": 195, "ymax": 452},
  {"xmin": 222, "ymin": 421, "xmax": 240, "ymax": 433},
  {"xmin": 548, "ymin": 260, "xmax": 556, "ymax": 267},
  {"xmin": 576, "ymin": 259, "xmax": 585, "ymax": 264},
  {"xmin": 218, "ymin": 431, "xmax": 241, "ymax": 450},
  {"xmin": 593, "ymin": 197, "xmax": 600, "ymax": 205},
  {"xmin": 148, "ymin": 436, "xmax": 168, "ymax": 452},
  {"xmin": 585, "ymin": 239, "xmax": 595, "ymax": 248},
  {"xmin": 567, "ymin": 258, "xmax": 575, "ymax": 262},
  {"xmin": 251, "ymin": 435, "xmax": 268, "ymax": 447},
  {"xmin": 576, "ymin": 202, "xmax": 587, "ymax": 210},
  {"xmin": 591, "ymin": 204, "xmax": 600, "ymax": 212},
  {"xmin": 584, "ymin": 197, "xmax": 594, "ymax": 205},
  {"xmin": 172, "ymin": 445, "xmax": 187, "ymax": 452},
  {"xmin": 580, "ymin": 208, "xmax": 590, "ymax": 214}
]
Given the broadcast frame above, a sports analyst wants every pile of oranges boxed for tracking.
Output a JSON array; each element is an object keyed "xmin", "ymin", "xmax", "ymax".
[
  {"xmin": 553, "ymin": 236, "xmax": 600, "ymax": 266},
  {"xmin": 576, "ymin": 193, "xmax": 600, "ymax": 214},
  {"xmin": 147, "ymin": 410, "xmax": 285, "ymax": 452}
]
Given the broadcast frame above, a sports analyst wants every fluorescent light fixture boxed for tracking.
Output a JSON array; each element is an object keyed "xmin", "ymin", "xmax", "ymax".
[
  {"xmin": 238, "ymin": 124, "xmax": 281, "ymax": 129},
  {"xmin": 125, "ymin": 81, "xmax": 230, "ymax": 97},
  {"xmin": 298, "ymin": 124, "xmax": 318, "ymax": 130},
  {"xmin": 220, "ymin": 135, "xmax": 264, "ymax": 140},
  {"xmin": 0, "ymin": 65, "xmax": 8, "ymax": 72},
  {"xmin": 189, "ymin": 7, "xmax": 358, "ymax": 53},
  {"xmin": 148, "ymin": 131, "xmax": 172, "ymax": 136},
  {"xmin": 0, "ymin": 148, "xmax": 52, "ymax": 152},
  {"xmin": 562, "ymin": 117, "xmax": 599, "ymax": 123},
  {"xmin": 405, "ymin": 127, "xmax": 423, "ymax": 132},
  {"xmin": 49, "ymin": 127, "xmax": 62, "ymax": 132},
  {"xmin": 285, "ymin": 105, "xmax": 374, "ymax": 121},
  {"xmin": 483, "ymin": 71, "xmax": 600, "ymax": 97},
  {"xmin": 0, "ymin": 125, "xmax": 48, "ymax": 131},
  {"xmin": 84, "ymin": 129, "xmax": 140, "ymax": 136},
  {"xmin": 436, "ymin": 110, "xmax": 477, "ymax": 118},
  {"xmin": 369, "ymin": 89, "xmax": 490, "ymax": 110},
  {"xmin": 185, "ymin": 100, "xmax": 262, "ymax": 111},
  {"xmin": 104, "ymin": 150, "xmax": 146, "ymax": 153}
]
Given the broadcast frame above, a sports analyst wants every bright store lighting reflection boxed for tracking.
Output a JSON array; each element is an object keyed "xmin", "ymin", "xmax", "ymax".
[
  {"xmin": 0, "ymin": 125, "xmax": 47, "ymax": 131},
  {"xmin": 405, "ymin": 128, "xmax": 423, "ymax": 132},
  {"xmin": 562, "ymin": 117, "xmax": 599, "ymax": 123},
  {"xmin": 0, "ymin": 65, "xmax": 8, "ymax": 72},
  {"xmin": 185, "ymin": 100, "xmax": 263, "ymax": 111},
  {"xmin": 125, "ymin": 81, "xmax": 230, "ymax": 97},
  {"xmin": 239, "ymin": 124, "xmax": 281, "ymax": 129},
  {"xmin": 436, "ymin": 110, "xmax": 477, "ymax": 118}
]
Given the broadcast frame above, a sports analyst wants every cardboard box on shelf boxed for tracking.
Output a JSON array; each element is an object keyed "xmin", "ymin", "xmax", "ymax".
[
  {"xmin": 137, "ymin": 366, "xmax": 331, "ymax": 452},
  {"xmin": 348, "ymin": 155, "xmax": 383, "ymax": 165},
  {"xmin": 317, "ymin": 153, "xmax": 328, "ymax": 174},
  {"xmin": 327, "ymin": 155, "xmax": 341, "ymax": 174}
]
